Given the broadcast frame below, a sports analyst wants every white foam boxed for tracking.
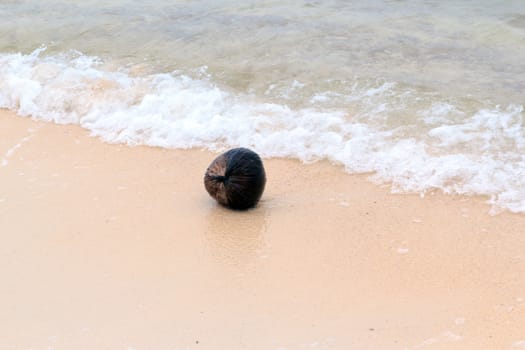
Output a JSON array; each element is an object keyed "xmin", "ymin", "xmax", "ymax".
[
  {"xmin": 421, "ymin": 102, "xmax": 464, "ymax": 125},
  {"xmin": 1, "ymin": 48, "xmax": 524, "ymax": 213}
]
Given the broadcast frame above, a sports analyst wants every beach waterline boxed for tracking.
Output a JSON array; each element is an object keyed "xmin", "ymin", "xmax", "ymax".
[
  {"xmin": 1, "ymin": 0, "xmax": 524, "ymax": 213},
  {"xmin": 1, "ymin": 47, "xmax": 524, "ymax": 213}
]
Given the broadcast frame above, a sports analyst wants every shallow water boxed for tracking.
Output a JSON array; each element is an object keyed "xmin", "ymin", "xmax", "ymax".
[{"xmin": 0, "ymin": 0, "xmax": 524, "ymax": 212}]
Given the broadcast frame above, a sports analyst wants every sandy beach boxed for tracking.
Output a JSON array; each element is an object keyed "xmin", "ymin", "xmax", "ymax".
[{"xmin": 1, "ymin": 108, "xmax": 524, "ymax": 349}]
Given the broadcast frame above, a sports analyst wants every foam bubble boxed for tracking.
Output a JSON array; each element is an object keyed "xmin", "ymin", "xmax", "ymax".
[{"xmin": 1, "ymin": 48, "xmax": 524, "ymax": 213}]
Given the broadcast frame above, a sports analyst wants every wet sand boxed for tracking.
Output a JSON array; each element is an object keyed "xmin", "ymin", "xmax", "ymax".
[{"xmin": 1, "ymin": 109, "xmax": 524, "ymax": 350}]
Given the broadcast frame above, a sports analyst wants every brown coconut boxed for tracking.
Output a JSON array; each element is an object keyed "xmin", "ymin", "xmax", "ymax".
[{"xmin": 204, "ymin": 148, "xmax": 266, "ymax": 210}]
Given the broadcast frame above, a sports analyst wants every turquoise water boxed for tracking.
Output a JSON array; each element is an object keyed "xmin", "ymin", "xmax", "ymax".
[{"xmin": 1, "ymin": 1, "xmax": 524, "ymax": 212}]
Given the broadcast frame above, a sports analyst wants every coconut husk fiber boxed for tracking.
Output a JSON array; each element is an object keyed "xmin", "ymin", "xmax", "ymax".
[{"xmin": 204, "ymin": 148, "xmax": 266, "ymax": 210}]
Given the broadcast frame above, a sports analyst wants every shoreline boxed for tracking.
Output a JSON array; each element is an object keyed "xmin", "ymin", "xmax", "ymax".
[{"xmin": 1, "ymin": 109, "xmax": 525, "ymax": 349}]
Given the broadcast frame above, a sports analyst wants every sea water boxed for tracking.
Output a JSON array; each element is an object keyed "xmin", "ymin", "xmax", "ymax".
[{"xmin": 0, "ymin": 0, "xmax": 524, "ymax": 213}]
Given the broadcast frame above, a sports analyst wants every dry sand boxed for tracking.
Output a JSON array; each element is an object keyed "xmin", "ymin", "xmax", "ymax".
[{"xmin": 1, "ymin": 109, "xmax": 524, "ymax": 350}]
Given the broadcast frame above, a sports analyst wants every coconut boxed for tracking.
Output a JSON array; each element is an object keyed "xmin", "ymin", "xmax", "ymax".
[{"xmin": 204, "ymin": 148, "xmax": 266, "ymax": 210}]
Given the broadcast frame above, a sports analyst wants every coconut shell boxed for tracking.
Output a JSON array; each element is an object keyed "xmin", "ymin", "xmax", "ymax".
[{"xmin": 204, "ymin": 148, "xmax": 266, "ymax": 210}]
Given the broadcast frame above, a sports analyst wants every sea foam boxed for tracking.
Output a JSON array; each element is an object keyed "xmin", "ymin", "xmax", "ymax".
[{"xmin": 1, "ymin": 49, "xmax": 524, "ymax": 214}]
